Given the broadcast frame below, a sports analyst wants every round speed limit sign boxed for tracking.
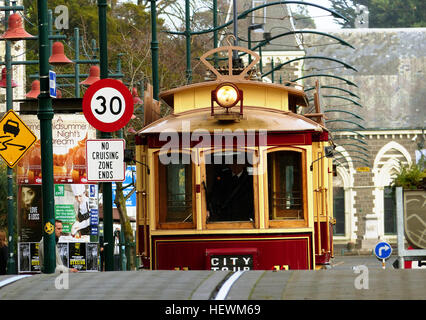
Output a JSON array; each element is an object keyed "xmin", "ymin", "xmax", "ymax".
[{"xmin": 82, "ymin": 79, "xmax": 134, "ymax": 132}]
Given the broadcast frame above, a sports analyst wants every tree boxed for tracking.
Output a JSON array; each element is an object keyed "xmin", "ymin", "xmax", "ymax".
[
  {"xmin": 291, "ymin": 4, "xmax": 316, "ymax": 29},
  {"xmin": 20, "ymin": 0, "xmax": 212, "ymax": 270},
  {"xmin": 329, "ymin": 0, "xmax": 426, "ymax": 28}
]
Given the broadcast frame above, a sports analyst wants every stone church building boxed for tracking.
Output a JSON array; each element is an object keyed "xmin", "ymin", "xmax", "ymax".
[
  {"xmin": 232, "ymin": 1, "xmax": 425, "ymax": 252},
  {"xmin": 302, "ymin": 28, "xmax": 425, "ymax": 252}
]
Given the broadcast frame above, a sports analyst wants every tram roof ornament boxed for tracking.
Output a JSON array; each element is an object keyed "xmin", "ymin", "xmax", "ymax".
[
  {"xmin": 158, "ymin": 38, "xmax": 309, "ymax": 116},
  {"xmin": 201, "ymin": 36, "xmax": 264, "ymax": 120},
  {"xmin": 200, "ymin": 35, "xmax": 260, "ymax": 82}
]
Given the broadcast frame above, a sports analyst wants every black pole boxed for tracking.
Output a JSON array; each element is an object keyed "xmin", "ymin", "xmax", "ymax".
[
  {"xmin": 150, "ymin": 0, "xmax": 159, "ymax": 100},
  {"xmin": 97, "ymin": 0, "xmax": 114, "ymax": 271},
  {"xmin": 37, "ymin": 0, "xmax": 56, "ymax": 274},
  {"xmin": 4, "ymin": 0, "xmax": 15, "ymax": 275}
]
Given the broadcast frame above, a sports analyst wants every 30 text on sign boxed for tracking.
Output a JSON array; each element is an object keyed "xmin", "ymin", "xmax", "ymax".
[
  {"xmin": 86, "ymin": 139, "xmax": 125, "ymax": 182},
  {"xmin": 82, "ymin": 79, "xmax": 133, "ymax": 132}
]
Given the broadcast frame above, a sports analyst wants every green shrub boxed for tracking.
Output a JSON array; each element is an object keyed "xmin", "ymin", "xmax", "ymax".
[{"xmin": 392, "ymin": 163, "xmax": 425, "ymax": 190}]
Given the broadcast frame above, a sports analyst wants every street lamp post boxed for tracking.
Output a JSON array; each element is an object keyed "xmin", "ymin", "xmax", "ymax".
[
  {"xmin": 247, "ymin": 23, "xmax": 264, "ymax": 64},
  {"xmin": 37, "ymin": 0, "xmax": 56, "ymax": 273},
  {"xmin": 97, "ymin": 0, "xmax": 114, "ymax": 271},
  {"xmin": 4, "ymin": 0, "xmax": 15, "ymax": 275},
  {"xmin": 185, "ymin": 0, "xmax": 191, "ymax": 83},
  {"xmin": 150, "ymin": 0, "xmax": 159, "ymax": 100}
]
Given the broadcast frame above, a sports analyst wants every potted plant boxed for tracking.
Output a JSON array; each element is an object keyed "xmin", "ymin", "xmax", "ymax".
[{"xmin": 392, "ymin": 162, "xmax": 425, "ymax": 190}]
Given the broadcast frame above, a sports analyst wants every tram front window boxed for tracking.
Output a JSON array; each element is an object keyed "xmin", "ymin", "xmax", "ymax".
[
  {"xmin": 268, "ymin": 151, "xmax": 304, "ymax": 221},
  {"xmin": 205, "ymin": 151, "xmax": 254, "ymax": 222},
  {"xmin": 158, "ymin": 154, "xmax": 194, "ymax": 225}
]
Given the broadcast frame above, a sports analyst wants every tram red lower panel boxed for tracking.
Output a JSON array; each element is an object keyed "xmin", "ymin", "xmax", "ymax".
[
  {"xmin": 152, "ymin": 233, "xmax": 313, "ymax": 270},
  {"xmin": 314, "ymin": 222, "xmax": 334, "ymax": 265}
]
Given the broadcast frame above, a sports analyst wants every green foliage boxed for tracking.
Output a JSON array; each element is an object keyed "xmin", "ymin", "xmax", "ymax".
[
  {"xmin": 392, "ymin": 162, "xmax": 425, "ymax": 190},
  {"xmin": 21, "ymin": 1, "xmax": 196, "ymax": 98},
  {"xmin": 329, "ymin": 0, "xmax": 426, "ymax": 28}
]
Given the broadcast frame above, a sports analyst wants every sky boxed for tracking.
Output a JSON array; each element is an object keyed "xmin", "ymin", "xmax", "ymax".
[
  {"xmin": 302, "ymin": 0, "xmax": 343, "ymax": 30},
  {"xmin": 124, "ymin": 0, "xmax": 343, "ymax": 30}
]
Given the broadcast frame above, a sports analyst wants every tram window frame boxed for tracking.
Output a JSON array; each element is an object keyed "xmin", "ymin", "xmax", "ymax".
[
  {"xmin": 155, "ymin": 150, "xmax": 196, "ymax": 230},
  {"xmin": 265, "ymin": 147, "xmax": 308, "ymax": 228},
  {"xmin": 201, "ymin": 149, "xmax": 259, "ymax": 230}
]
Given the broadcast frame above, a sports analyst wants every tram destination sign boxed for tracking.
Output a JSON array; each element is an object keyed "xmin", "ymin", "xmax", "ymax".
[
  {"xmin": 86, "ymin": 139, "xmax": 125, "ymax": 182},
  {"xmin": 209, "ymin": 254, "xmax": 253, "ymax": 271},
  {"xmin": 206, "ymin": 248, "xmax": 258, "ymax": 271}
]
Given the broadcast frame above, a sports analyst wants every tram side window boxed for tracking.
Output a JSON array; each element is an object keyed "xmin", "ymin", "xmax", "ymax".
[
  {"xmin": 206, "ymin": 151, "xmax": 254, "ymax": 222},
  {"xmin": 158, "ymin": 155, "xmax": 193, "ymax": 225},
  {"xmin": 268, "ymin": 151, "xmax": 304, "ymax": 220}
]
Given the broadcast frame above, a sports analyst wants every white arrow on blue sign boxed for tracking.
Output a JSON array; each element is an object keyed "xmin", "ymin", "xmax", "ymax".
[
  {"xmin": 374, "ymin": 241, "xmax": 392, "ymax": 260},
  {"xmin": 49, "ymin": 70, "xmax": 56, "ymax": 98}
]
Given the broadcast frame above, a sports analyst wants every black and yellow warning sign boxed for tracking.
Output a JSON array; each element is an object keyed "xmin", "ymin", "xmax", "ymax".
[
  {"xmin": 0, "ymin": 109, "xmax": 37, "ymax": 168},
  {"xmin": 44, "ymin": 221, "xmax": 54, "ymax": 235}
]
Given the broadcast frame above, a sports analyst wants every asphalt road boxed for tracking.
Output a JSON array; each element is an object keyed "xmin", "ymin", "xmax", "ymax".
[
  {"xmin": 1, "ymin": 254, "xmax": 424, "ymax": 302},
  {"xmin": 330, "ymin": 254, "xmax": 397, "ymax": 270}
]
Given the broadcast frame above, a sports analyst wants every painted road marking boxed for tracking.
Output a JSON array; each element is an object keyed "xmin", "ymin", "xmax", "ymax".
[
  {"xmin": 0, "ymin": 275, "xmax": 32, "ymax": 288},
  {"xmin": 214, "ymin": 271, "xmax": 246, "ymax": 300}
]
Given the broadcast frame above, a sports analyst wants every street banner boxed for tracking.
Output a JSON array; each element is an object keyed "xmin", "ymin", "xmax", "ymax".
[
  {"xmin": 18, "ymin": 184, "xmax": 99, "ymax": 244},
  {"xmin": 16, "ymin": 115, "xmax": 100, "ymax": 274},
  {"xmin": 18, "ymin": 185, "xmax": 43, "ymax": 243},
  {"xmin": 54, "ymin": 184, "xmax": 99, "ymax": 241},
  {"xmin": 18, "ymin": 241, "xmax": 99, "ymax": 273},
  {"xmin": 69, "ymin": 242, "xmax": 87, "ymax": 271},
  {"xmin": 17, "ymin": 114, "xmax": 96, "ymax": 184},
  {"xmin": 112, "ymin": 165, "xmax": 136, "ymax": 208}
]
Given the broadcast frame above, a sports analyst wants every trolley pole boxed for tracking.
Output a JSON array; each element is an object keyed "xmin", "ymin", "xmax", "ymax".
[
  {"xmin": 37, "ymin": 0, "xmax": 56, "ymax": 273},
  {"xmin": 97, "ymin": 0, "xmax": 114, "ymax": 271}
]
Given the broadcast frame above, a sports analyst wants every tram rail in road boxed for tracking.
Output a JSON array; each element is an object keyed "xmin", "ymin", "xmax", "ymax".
[{"xmin": 0, "ymin": 267, "xmax": 425, "ymax": 301}]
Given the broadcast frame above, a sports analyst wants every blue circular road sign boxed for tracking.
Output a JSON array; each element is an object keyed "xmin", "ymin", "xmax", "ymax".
[{"xmin": 374, "ymin": 241, "xmax": 392, "ymax": 260}]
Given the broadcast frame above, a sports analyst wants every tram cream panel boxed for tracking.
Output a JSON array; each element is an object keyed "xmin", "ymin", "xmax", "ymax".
[
  {"xmin": 172, "ymin": 83, "xmax": 290, "ymax": 114},
  {"xmin": 312, "ymin": 141, "xmax": 334, "ymax": 223},
  {"xmin": 136, "ymin": 144, "xmax": 149, "ymax": 255},
  {"xmin": 194, "ymin": 149, "xmax": 203, "ymax": 231},
  {"xmin": 147, "ymin": 149, "xmax": 156, "ymax": 231}
]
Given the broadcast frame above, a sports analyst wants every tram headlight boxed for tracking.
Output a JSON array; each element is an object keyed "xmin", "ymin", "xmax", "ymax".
[{"xmin": 214, "ymin": 83, "xmax": 240, "ymax": 109}]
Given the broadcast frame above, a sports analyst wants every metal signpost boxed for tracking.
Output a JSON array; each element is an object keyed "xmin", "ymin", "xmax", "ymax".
[
  {"xmin": 37, "ymin": 0, "xmax": 56, "ymax": 274},
  {"xmin": 82, "ymin": 3, "xmax": 134, "ymax": 269}
]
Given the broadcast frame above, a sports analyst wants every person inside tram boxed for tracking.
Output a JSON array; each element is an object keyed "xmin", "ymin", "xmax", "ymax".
[{"xmin": 207, "ymin": 160, "xmax": 254, "ymax": 222}]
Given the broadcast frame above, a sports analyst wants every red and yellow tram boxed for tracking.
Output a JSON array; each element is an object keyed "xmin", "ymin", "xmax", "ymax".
[{"xmin": 134, "ymin": 45, "xmax": 334, "ymax": 270}]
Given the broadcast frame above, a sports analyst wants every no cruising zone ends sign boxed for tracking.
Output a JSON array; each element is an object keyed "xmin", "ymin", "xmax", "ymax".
[{"xmin": 86, "ymin": 139, "xmax": 125, "ymax": 182}]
